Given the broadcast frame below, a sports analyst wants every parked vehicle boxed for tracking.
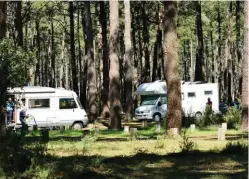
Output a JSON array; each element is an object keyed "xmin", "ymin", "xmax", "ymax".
[
  {"xmin": 6, "ymin": 86, "xmax": 88, "ymax": 129},
  {"xmin": 135, "ymin": 80, "xmax": 219, "ymax": 122}
]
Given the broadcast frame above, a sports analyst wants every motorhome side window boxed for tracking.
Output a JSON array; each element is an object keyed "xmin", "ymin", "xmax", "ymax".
[
  {"xmin": 29, "ymin": 99, "xmax": 50, "ymax": 108},
  {"xmin": 59, "ymin": 98, "xmax": 77, "ymax": 109},
  {"xmin": 187, "ymin": 92, "xmax": 196, "ymax": 98},
  {"xmin": 204, "ymin": 91, "xmax": 213, "ymax": 95}
]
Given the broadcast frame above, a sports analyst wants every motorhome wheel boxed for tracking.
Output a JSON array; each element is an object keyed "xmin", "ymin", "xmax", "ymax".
[
  {"xmin": 72, "ymin": 122, "xmax": 83, "ymax": 130},
  {"xmin": 153, "ymin": 113, "xmax": 161, "ymax": 122}
]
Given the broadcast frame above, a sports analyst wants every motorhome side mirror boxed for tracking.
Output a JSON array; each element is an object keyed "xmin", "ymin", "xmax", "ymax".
[{"xmin": 158, "ymin": 102, "xmax": 162, "ymax": 106}]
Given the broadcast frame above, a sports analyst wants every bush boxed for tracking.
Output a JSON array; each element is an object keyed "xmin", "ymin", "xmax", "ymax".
[
  {"xmin": 224, "ymin": 107, "xmax": 241, "ymax": 129},
  {"xmin": 196, "ymin": 107, "xmax": 224, "ymax": 128},
  {"xmin": 222, "ymin": 140, "xmax": 248, "ymax": 154},
  {"xmin": 179, "ymin": 130, "xmax": 195, "ymax": 153}
]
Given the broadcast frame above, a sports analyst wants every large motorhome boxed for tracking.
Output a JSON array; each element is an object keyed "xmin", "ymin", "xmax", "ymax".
[
  {"xmin": 6, "ymin": 86, "xmax": 89, "ymax": 129},
  {"xmin": 135, "ymin": 80, "xmax": 219, "ymax": 122}
]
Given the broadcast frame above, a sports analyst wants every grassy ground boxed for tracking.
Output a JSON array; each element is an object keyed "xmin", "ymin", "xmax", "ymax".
[{"xmin": 1, "ymin": 121, "xmax": 248, "ymax": 179}]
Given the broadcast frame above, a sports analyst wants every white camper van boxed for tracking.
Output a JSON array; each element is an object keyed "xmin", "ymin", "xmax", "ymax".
[
  {"xmin": 135, "ymin": 80, "xmax": 219, "ymax": 121},
  {"xmin": 6, "ymin": 86, "xmax": 89, "ymax": 129}
]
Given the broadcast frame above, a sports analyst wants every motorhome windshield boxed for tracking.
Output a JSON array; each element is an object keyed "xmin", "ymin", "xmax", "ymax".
[{"xmin": 141, "ymin": 96, "xmax": 158, "ymax": 105}]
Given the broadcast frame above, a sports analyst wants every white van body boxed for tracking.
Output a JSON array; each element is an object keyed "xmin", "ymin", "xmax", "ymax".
[
  {"xmin": 135, "ymin": 80, "xmax": 219, "ymax": 121},
  {"xmin": 7, "ymin": 86, "xmax": 89, "ymax": 129}
]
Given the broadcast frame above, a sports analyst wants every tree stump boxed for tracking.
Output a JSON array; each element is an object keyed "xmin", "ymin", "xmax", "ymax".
[
  {"xmin": 33, "ymin": 125, "xmax": 38, "ymax": 131},
  {"xmin": 124, "ymin": 126, "xmax": 130, "ymax": 133},
  {"xmin": 168, "ymin": 128, "xmax": 179, "ymax": 136},
  {"xmin": 130, "ymin": 128, "xmax": 137, "ymax": 140}
]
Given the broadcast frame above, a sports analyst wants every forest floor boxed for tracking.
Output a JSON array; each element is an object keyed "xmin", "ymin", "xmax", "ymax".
[{"xmin": 1, "ymin": 121, "xmax": 248, "ymax": 179}]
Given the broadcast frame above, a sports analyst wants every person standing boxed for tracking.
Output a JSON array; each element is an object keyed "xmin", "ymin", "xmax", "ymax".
[
  {"xmin": 206, "ymin": 97, "xmax": 213, "ymax": 110},
  {"xmin": 6, "ymin": 98, "xmax": 14, "ymax": 124}
]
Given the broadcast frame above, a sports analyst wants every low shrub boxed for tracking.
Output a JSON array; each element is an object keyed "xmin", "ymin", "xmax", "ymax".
[
  {"xmin": 224, "ymin": 107, "xmax": 241, "ymax": 129},
  {"xmin": 179, "ymin": 130, "xmax": 195, "ymax": 154},
  {"xmin": 222, "ymin": 140, "xmax": 248, "ymax": 154}
]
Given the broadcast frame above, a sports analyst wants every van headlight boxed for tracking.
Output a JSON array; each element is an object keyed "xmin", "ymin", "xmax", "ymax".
[{"xmin": 144, "ymin": 110, "xmax": 150, "ymax": 113}]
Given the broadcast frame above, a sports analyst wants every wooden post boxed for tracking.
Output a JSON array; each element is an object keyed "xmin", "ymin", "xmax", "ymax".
[
  {"xmin": 190, "ymin": 124, "xmax": 195, "ymax": 133},
  {"xmin": 60, "ymin": 125, "xmax": 65, "ymax": 134},
  {"xmin": 130, "ymin": 128, "xmax": 137, "ymax": 140},
  {"xmin": 124, "ymin": 126, "xmax": 130, "ymax": 133},
  {"xmin": 155, "ymin": 123, "xmax": 161, "ymax": 133},
  {"xmin": 142, "ymin": 120, "xmax": 147, "ymax": 128},
  {"xmin": 33, "ymin": 125, "xmax": 38, "ymax": 131},
  {"xmin": 94, "ymin": 127, "xmax": 99, "ymax": 136},
  {"xmin": 222, "ymin": 123, "xmax": 227, "ymax": 132},
  {"xmin": 41, "ymin": 129, "xmax": 49, "ymax": 142},
  {"xmin": 218, "ymin": 127, "xmax": 225, "ymax": 140}
]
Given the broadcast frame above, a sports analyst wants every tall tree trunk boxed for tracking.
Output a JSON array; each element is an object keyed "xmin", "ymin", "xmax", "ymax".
[
  {"xmin": 109, "ymin": 1, "xmax": 121, "ymax": 130},
  {"xmin": 77, "ymin": 3, "xmax": 82, "ymax": 94},
  {"xmin": 241, "ymin": 1, "xmax": 248, "ymax": 131},
  {"xmin": 69, "ymin": 2, "xmax": 79, "ymax": 94},
  {"xmin": 163, "ymin": 1, "xmax": 181, "ymax": 131},
  {"xmin": 0, "ymin": 1, "xmax": 6, "ymax": 132},
  {"xmin": 210, "ymin": 22, "xmax": 215, "ymax": 83},
  {"xmin": 217, "ymin": 2, "xmax": 223, "ymax": 101},
  {"xmin": 142, "ymin": 2, "xmax": 150, "ymax": 82},
  {"xmin": 15, "ymin": 1, "xmax": 23, "ymax": 47},
  {"xmin": 85, "ymin": 1, "xmax": 97, "ymax": 122},
  {"xmin": 0, "ymin": 1, "xmax": 6, "ymax": 39},
  {"xmin": 100, "ymin": 1, "xmax": 110, "ymax": 118},
  {"xmin": 51, "ymin": 18, "xmax": 56, "ymax": 87},
  {"xmin": 35, "ymin": 19, "xmax": 41, "ymax": 85},
  {"xmin": 124, "ymin": 0, "xmax": 133, "ymax": 122},
  {"xmin": 195, "ymin": 1, "xmax": 204, "ymax": 81},
  {"xmin": 236, "ymin": 1, "xmax": 242, "ymax": 97},
  {"xmin": 227, "ymin": 2, "xmax": 233, "ymax": 104}
]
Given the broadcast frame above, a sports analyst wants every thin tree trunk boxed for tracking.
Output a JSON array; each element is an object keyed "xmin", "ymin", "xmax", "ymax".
[
  {"xmin": 241, "ymin": 1, "xmax": 248, "ymax": 131},
  {"xmin": 100, "ymin": 1, "xmax": 110, "ymax": 118},
  {"xmin": 210, "ymin": 22, "xmax": 215, "ymax": 83},
  {"xmin": 142, "ymin": 2, "xmax": 150, "ymax": 82},
  {"xmin": 236, "ymin": 1, "xmax": 242, "ymax": 97},
  {"xmin": 195, "ymin": 1, "xmax": 205, "ymax": 81},
  {"xmin": 69, "ymin": 2, "xmax": 79, "ymax": 94},
  {"xmin": 85, "ymin": 1, "xmax": 97, "ymax": 122},
  {"xmin": 0, "ymin": 1, "xmax": 7, "ymax": 39},
  {"xmin": 124, "ymin": 0, "xmax": 133, "ymax": 122},
  {"xmin": 109, "ymin": 1, "xmax": 121, "ymax": 130},
  {"xmin": 51, "ymin": 18, "xmax": 55, "ymax": 87},
  {"xmin": 77, "ymin": 3, "xmax": 82, "ymax": 93},
  {"xmin": 163, "ymin": 1, "xmax": 182, "ymax": 131},
  {"xmin": 35, "ymin": 19, "xmax": 41, "ymax": 85},
  {"xmin": 15, "ymin": 1, "xmax": 23, "ymax": 47}
]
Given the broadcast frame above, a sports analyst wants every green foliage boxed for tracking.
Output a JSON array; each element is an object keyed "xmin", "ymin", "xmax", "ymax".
[
  {"xmin": 81, "ymin": 135, "xmax": 97, "ymax": 155},
  {"xmin": 224, "ymin": 107, "xmax": 241, "ymax": 129},
  {"xmin": 179, "ymin": 130, "xmax": 195, "ymax": 153},
  {"xmin": 196, "ymin": 107, "xmax": 224, "ymax": 128},
  {"xmin": 0, "ymin": 38, "xmax": 34, "ymax": 88},
  {"xmin": 222, "ymin": 140, "xmax": 248, "ymax": 154}
]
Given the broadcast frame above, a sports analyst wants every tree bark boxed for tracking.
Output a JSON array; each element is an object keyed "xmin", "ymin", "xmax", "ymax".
[
  {"xmin": 100, "ymin": 1, "xmax": 110, "ymax": 118},
  {"xmin": 109, "ymin": 1, "xmax": 121, "ymax": 130},
  {"xmin": 51, "ymin": 18, "xmax": 56, "ymax": 87},
  {"xmin": 195, "ymin": 1, "xmax": 204, "ymax": 82},
  {"xmin": 124, "ymin": 0, "xmax": 133, "ymax": 122},
  {"xmin": 0, "ymin": 1, "xmax": 7, "ymax": 39},
  {"xmin": 69, "ymin": 2, "xmax": 79, "ymax": 94},
  {"xmin": 15, "ymin": 1, "xmax": 23, "ymax": 47},
  {"xmin": 35, "ymin": 19, "xmax": 41, "ymax": 86},
  {"xmin": 241, "ymin": 0, "xmax": 248, "ymax": 131},
  {"xmin": 163, "ymin": 1, "xmax": 182, "ymax": 131},
  {"xmin": 85, "ymin": 1, "xmax": 97, "ymax": 122},
  {"xmin": 142, "ymin": 2, "xmax": 150, "ymax": 82}
]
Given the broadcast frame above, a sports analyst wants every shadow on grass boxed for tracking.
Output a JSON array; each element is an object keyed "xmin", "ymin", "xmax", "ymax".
[{"xmin": 41, "ymin": 149, "xmax": 248, "ymax": 179}]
